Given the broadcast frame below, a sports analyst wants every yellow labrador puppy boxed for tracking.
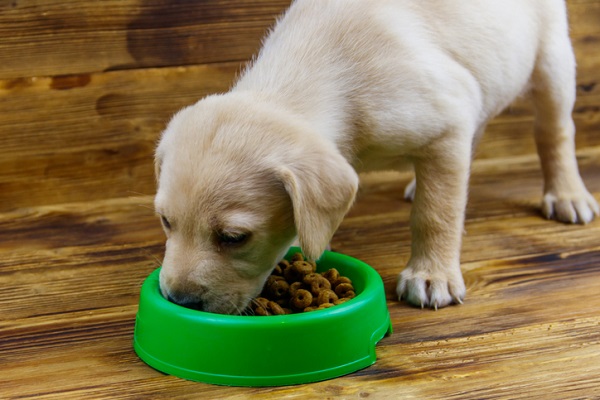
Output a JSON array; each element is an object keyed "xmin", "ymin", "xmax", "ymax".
[{"xmin": 154, "ymin": 0, "xmax": 598, "ymax": 313}]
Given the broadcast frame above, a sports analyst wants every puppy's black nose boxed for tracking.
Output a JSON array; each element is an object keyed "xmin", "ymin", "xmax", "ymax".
[{"xmin": 167, "ymin": 294, "xmax": 204, "ymax": 311}]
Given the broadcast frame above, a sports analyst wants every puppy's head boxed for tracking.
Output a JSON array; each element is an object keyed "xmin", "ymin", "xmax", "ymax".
[{"xmin": 154, "ymin": 94, "xmax": 358, "ymax": 314}]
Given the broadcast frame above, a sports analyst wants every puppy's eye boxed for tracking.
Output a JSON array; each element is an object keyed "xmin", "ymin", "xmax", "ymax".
[
  {"xmin": 160, "ymin": 215, "xmax": 171, "ymax": 231},
  {"xmin": 218, "ymin": 231, "xmax": 250, "ymax": 246}
]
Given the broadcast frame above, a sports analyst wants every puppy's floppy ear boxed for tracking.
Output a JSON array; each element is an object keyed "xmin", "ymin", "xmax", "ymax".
[
  {"xmin": 154, "ymin": 146, "xmax": 164, "ymax": 185},
  {"xmin": 277, "ymin": 150, "xmax": 359, "ymax": 261}
]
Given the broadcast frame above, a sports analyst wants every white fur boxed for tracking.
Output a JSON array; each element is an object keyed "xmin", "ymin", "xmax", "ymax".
[{"xmin": 155, "ymin": 0, "xmax": 598, "ymax": 313}]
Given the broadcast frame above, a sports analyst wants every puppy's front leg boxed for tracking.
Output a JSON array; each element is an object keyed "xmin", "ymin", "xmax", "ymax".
[{"xmin": 397, "ymin": 141, "xmax": 470, "ymax": 309}]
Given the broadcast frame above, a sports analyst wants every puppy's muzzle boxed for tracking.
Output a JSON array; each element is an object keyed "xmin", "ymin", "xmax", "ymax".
[
  {"xmin": 160, "ymin": 276, "xmax": 208, "ymax": 310},
  {"xmin": 166, "ymin": 293, "xmax": 204, "ymax": 311}
]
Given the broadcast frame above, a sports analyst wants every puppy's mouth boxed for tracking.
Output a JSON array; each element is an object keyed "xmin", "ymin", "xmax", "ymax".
[
  {"xmin": 165, "ymin": 294, "xmax": 204, "ymax": 311},
  {"xmin": 164, "ymin": 290, "xmax": 253, "ymax": 315}
]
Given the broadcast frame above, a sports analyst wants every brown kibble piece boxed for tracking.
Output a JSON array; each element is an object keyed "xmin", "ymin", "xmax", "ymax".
[
  {"xmin": 284, "ymin": 261, "xmax": 314, "ymax": 282},
  {"xmin": 322, "ymin": 268, "xmax": 340, "ymax": 284},
  {"xmin": 291, "ymin": 289, "xmax": 313, "ymax": 309},
  {"xmin": 275, "ymin": 298, "xmax": 288, "ymax": 306},
  {"xmin": 318, "ymin": 303, "xmax": 335, "ymax": 310},
  {"xmin": 254, "ymin": 297, "xmax": 269, "ymax": 308},
  {"xmin": 289, "ymin": 281, "xmax": 304, "ymax": 296},
  {"xmin": 335, "ymin": 283, "xmax": 355, "ymax": 298},
  {"xmin": 254, "ymin": 306, "xmax": 270, "ymax": 316},
  {"xmin": 334, "ymin": 297, "xmax": 351, "ymax": 305},
  {"xmin": 303, "ymin": 273, "xmax": 331, "ymax": 295},
  {"xmin": 265, "ymin": 277, "xmax": 289, "ymax": 299},
  {"xmin": 267, "ymin": 301, "xmax": 286, "ymax": 315},
  {"xmin": 317, "ymin": 289, "xmax": 338, "ymax": 305},
  {"xmin": 251, "ymin": 254, "xmax": 357, "ymax": 315},
  {"xmin": 333, "ymin": 276, "xmax": 352, "ymax": 287}
]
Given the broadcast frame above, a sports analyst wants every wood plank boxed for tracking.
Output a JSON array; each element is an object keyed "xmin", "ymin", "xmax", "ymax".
[
  {"xmin": 1, "ymin": 149, "xmax": 600, "ymax": 399},
  {"xmin": 0, "ymin": 63, "xmax": 240, "ymax": 211},
  {"xmin": 1, "ymin": 60, "xmax": 599, "ymax": 212},
  {"xmin": 568, "ymin": 0, "xmax": 600, "ymax": 37},
  {"xmin": 0, "ymin": 0, "xmax": 291, "ymax": 79},
  {"xmin": 1, "ymin": 1, "xmax": 599, "ymax": 212},
  {"xmin": 0, "ymin": 1, "xmax": 598, "ymax": 80},
  {"xmin": 2, "ymin": 1, "xmax": 600, "ymax": 398}
]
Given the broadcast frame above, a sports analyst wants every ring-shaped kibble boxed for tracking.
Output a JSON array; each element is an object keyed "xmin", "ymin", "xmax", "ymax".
[
  {"xmin": 295, "ymin": 261, "xmax": 315, "ymax": 274},
  {"xmin": 291, "ymin": 289, "xmax": 313, "ymax": 309},
  {"xmin": 322, "ymin": 268, "xmax": 340, "ymax": 284},
  {"xmin": 266, "ymin": 278, "xmax": 289, "ymax": 299},
  {"xmin": 317, "ymin": 289, "xmax": 338, "ymax": 305},
  {"xmin": 254, "ymin": 306, "xmax": 270, "ymax": 316},
  {"xmin": 334, "ymin": 283, "xmax": 355, "ymax": 298},
  {"xmin": 268, "ymin": 275, "xmax": 286, "ymax": 283},
  {"xmin": 289, "ymin": 281, "xmax": 304, "ymax": 296},
  {"xmin": 254, "ymin": 297, "xmax": 269, "ymax": 308},
  {"xmin": 278, "ymin": 259, "xmax": 290, "ymax": 270},
  {"xmin": 284, "ymin": 261, "xmax": 314, "ymax": 282},
  {"xmin": 267, "ymin": 301, "xmax": 286, "ymax": 315},
  {"xmin": 272, "ymin": 263, "xmax": 283, "ymax": 276},
  {"xmin": 303, "ymin": 273, "xmax": 331, "ymax": 295},
  {"xmin": 334, "ymin": 297, "xmax": 351, "ymax": 305},
  {"xmin": 333, "ymin": 276, "xmax": 352, "ymax": 289},
  {"xmin": 250, "ymin": 254, "xmax": 357, "ymax": 315},
  {"xmin": 318, "ymin": 303, "xmax": 335, "ymax": 310},
  {"xmin": 275, "ymin": 297, "xmax": 288, "ymax": 307}
]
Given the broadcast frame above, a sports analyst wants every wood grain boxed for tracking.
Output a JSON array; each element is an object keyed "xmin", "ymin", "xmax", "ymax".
[
  {"xmin": 2, "ymin": 151, "xmax": 600, "ymax": 399},
  {"xmin": 0, "ymin": 0, "xmax": 291, "ymax": 79},
  {"xmin": 1, "ymin": 1, "xmax": 600, "ymax": 211},
  {"xmin": 0, "ymin": 63, "xmax": 240, "ymax": 211},
  {"xmin": 1, "ymin": 64, "xmax": 599, "ymax": 212},
  {"xmin": 2, "ymin": 0, "xmax": 600, "ymax": 399},
  {"xmin": 0, "ymin": 0, "xmax": 598, "ymax": 79}
]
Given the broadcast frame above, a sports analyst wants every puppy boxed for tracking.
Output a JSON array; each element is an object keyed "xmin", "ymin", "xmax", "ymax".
[{"xmin": 154, "ymin": 0, "xmax": 598, "ymax": 313}]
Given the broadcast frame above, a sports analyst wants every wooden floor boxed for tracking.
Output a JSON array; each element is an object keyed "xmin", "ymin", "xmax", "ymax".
[{"xmin": 2, "ymin": 1, "xmax": 600, "ymax": 399}]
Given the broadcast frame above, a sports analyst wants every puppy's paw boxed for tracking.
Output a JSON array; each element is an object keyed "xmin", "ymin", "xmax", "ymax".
[
  {"xmin": 396, "ymin": 262, "xmax": 465, "ymax": 310},
  {"xmin": 541, "ymin": 191, "xmax": 599, "ymax": 224},
  {"xmin": 404, "ymin": 178, "xmax": 416, "ymax": 202}
]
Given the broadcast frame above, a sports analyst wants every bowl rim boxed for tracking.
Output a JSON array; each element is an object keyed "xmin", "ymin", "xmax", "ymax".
[
  {"xmin": 148, "ymin": 247, "xmax": 383, "ymax": 323},
  {"xmin": 133, "ymin": 247, "xmax": 393, "ymax": 386}
]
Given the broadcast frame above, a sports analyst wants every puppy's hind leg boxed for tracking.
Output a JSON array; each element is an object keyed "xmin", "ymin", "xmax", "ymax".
[
  {"xmin": 532, "ymin": 32, "xmax": 598, "ymax": 223},
  {"xmin": 403, "ymin": 175, "xmax": 417, "ymax": 202}
]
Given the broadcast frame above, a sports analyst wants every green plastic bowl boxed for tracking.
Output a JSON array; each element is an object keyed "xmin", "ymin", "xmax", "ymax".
[{"xmin": 133, "ymin": 247, "xmax": 392, "ymax": 386}]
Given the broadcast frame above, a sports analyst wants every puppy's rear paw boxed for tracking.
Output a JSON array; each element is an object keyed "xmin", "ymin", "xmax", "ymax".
[
  {"xmin": 404, "ymin": 178, "xmax": 416, "ymax": 202},
  {"xmin": 396, "ymin": 264, "xmax": 465, "ymax": 310},
  {"xmin": 542, "ymin": 191, "xmax": 599, "ymax": 224}
]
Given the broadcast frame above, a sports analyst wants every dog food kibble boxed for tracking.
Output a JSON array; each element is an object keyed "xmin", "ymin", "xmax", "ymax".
[
  {"xmin": 303, "ymin": 273, "xmax": 331, "ymax": 294},
  {"xmin": 249, "ymin": 252, "xmax": 356, "ymax": 315},
  {"xmin": 267, "ymin": 301, "xmax": 289, "ymax": 315},
  {"xmin": 291, "ymin": 289, "xmax": 313, "ymax": 309},
  {"xmin": 334, "ymin": 283, "xmax": 356, "ymax": 299},
  {"xmin": 317, "ymin": 289, "xmax": 338, "ymax": 305},
  {"xmin": 322, "ymin": 268, "xmax": 340, "ymax": 284},
  {"xmin": 290, "ymin": 253, "xmax": 304, "ymax": 263},
  {"xmin": 264, "ymin": 276, "xmax": 289, "ymax": 299},
  {"xmin": 284, "ymin": 260, "xmax": 315, "ymax": 282}
]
